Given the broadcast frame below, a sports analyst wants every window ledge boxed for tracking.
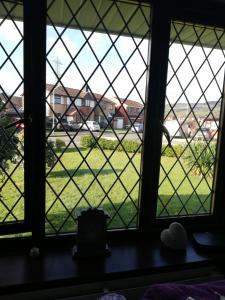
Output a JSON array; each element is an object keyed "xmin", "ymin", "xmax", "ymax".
[{"xmin": 0, "ymin": 234, "xmax": 224, "ymax": 295}]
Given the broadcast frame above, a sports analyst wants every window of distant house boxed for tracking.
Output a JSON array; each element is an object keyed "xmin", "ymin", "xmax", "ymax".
[
  {"xmin": 54, "ymin": 95, "xmax": 62, "ymax": 104},
  {"xmin": 75, "ymin": 98, "xmax": 82, "ymax": 107},
  {"xmin": 67, "ymin": 97, "xmax": 72, "ymax": 105},
  {"xmin": 85, "ymin": 99, "xmax": 95, "ymax": 107}
]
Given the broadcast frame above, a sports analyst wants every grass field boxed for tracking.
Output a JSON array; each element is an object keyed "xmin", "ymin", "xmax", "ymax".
[{"xmin": 0, "ymin": 147, "xmax": 213, "ymax": 234}]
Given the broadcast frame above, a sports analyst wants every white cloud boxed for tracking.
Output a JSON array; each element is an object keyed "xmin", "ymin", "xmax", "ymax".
[{"xmin": 0, "ymin": 19, "xmax": 23, "ymax": 44}]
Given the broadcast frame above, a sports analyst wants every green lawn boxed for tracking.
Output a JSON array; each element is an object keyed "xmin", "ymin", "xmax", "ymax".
[{"xmin": 0, "ymin": 147, "xmax": 213, "ymax": 234}]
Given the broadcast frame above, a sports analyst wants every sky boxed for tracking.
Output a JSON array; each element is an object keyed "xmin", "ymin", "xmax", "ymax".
[{"xmin": 1, "ymin": 18, "xmax": 225, "ymax": 106}]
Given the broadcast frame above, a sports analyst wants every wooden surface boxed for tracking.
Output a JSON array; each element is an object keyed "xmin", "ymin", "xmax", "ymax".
[{"xmin": 0, "ymin": 235, "xmax": 220, "ymax": 295}]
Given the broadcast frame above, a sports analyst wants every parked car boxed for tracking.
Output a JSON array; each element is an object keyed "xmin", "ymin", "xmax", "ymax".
[
  {"xmin": 68, "ymin": 121, "xmax": 79, "ymax": 131},
  {"xmin": 99, "ymin": 121, "xmax": 108, "ymax": 129},
  {"xmin": 79, "ymin": 121, "xmax": 100, "ymax": 131},
  {"xmin": 194, "ymin": 127, "xmax": 211, "ymax": 140},
  {"xmin": 131, "ymin": 123, "xmax": 143, "ymax": 133},
  {"xmin": 46, "ymin": 118, "xmax": 53, "ymax": 130},
  {"xmin": 56, "ymin": 120, "xmax": 71, "ymax": 131}
]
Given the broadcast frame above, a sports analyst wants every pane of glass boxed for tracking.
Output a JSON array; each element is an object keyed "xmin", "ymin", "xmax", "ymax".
[
  {"xmin": 45, "ymin": 0, "xmax": 151, "ymax": 234},
  {"xmin": 0, "ymin": 1, "xmax": 24, "ymax": 224},
  {"xmin": 157, "ymin": 21, "xmax": 225, "ymax": 218}
]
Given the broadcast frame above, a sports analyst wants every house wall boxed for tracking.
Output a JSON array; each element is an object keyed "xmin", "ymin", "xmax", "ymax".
[
  {"xmin": 95, "ymin": 100, "xmax": 115, "ymax": 124},
  {"xmin": 5, "ymin": 97, "xmax": 23, "ymax": 110},
  {"xmin": 115, "ymin": 104, "xmax": 129, "ymax": 125},
  {"xmin": 46, "ymin": 89, "xmax": 115, "ymax": 124}
]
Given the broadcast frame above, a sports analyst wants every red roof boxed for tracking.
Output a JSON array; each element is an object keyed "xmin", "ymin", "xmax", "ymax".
[
  {"xmin": 66, "ymin": 107, "xmax": 77, "ymax": 116},
  {"xmin": 112, "ymin": 97, "xmax": 144, "ymax": 108},
  {"xmin": 120, "ymin": 98, "xmax": 144, "ymax": 108}
]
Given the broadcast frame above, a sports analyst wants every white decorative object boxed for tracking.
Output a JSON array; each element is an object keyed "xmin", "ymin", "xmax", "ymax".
[
  {"xmin": 160, "ymin": 222, "xmax": 188, "ymax": 250},
  {"xmin": 29, "ymin": 247, "xmax": 40, "ymax": 258}
]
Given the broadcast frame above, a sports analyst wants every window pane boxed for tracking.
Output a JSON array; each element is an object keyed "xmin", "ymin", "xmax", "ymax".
[
  {"xmin": 0, "ymin": 1, "xmax": 24, "ymax": 224},
  {"xmin": 75, "ymin": 98, "xmax": 81, "ymax": 107},
  {"xmin": 54, "ymin": 95, "xmax": 61, "ymax": 104},
  {"xmin": 157, "ymin": 21, "xmax": 225, "ymax": 218},
  {"xmin": 45, "ymin": 0, "xmax": 151, "ymax": 234}
]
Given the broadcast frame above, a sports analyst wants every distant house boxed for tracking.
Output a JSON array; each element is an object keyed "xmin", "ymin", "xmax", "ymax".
[
  {"xmin": 164, "ymin": 119, "xmax": 189, "ymax": 138},
  {"xmin": 112, "ymin": 97, "xmax": 144, "ymax": 127},
  {"xmin": 0, "ymin": 92, "xmax": 23, "ymax": 118},
  {"xmin": 46, "ymin": 84, "xmax": 115, "ymax": 126},
  {"xmin": 202, "ymin": 117, "xmax": 219, "ymax": 139},
  {"xmin": 202, "ymin": 117, "xmax": 219, "ymax": 131}
]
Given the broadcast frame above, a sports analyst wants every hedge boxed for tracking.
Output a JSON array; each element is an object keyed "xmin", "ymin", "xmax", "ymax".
[
  {"xmin": 80, "ymin": 135, "xmax": 141, "ymax": 153},
  {"xmin": 98, "ymin": 138, "xmax": 118, "ymax": 150},
  {"xmin": 81, "ymin": 135, "xmax": 186, "ymax": 156},
  {"xmin": 161, "ymin": 144, "xmax": 184, "ymax": 157},
  {"xmin": 80, "ymin": 135, "xmax": 96, "ymax": 148}
]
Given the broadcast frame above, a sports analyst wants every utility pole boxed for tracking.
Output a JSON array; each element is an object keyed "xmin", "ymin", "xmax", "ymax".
[
  {"xmin": 51, "ymin": 56, "xmax": 63, "ymax": 131},
  {"xmin": 52, "ymin": 56, "xmax": 63, "ymax": 82}
]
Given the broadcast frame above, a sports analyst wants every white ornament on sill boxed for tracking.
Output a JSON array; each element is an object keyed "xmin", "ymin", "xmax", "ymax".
[{"xmin": 160, "ymin": 222, "xmax": 188, "ymax": 250}]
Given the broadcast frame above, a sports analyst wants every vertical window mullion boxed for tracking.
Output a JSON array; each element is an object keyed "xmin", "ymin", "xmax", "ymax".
[
  {"xmin": 139, "ymin": 4, "xmax": 171, "ymax": 234},
  {"xmin": 24, "ymin": 0, "xmax": 46, "ymax": 244},
  {"xmin": 212, "ymin": 86, "xmax": 225, "ymax": 226}
]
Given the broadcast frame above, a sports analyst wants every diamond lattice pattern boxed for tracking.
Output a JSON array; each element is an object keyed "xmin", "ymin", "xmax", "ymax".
[
  {"xmin": 0, "ymin": 1, "xmax": 24, "ymax": 224},
  {"xmin": 45, "ymin": 0, "xmax": 151, "ymax": 233},
  {"xmin": 157, "ymin": 21, "xmax": 225, "ymax": 218}
]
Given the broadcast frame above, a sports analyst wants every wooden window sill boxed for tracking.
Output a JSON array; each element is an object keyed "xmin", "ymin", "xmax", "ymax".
[{"xmin": 1, "ymin": 233, "xmax": 224, "ymax": 295}]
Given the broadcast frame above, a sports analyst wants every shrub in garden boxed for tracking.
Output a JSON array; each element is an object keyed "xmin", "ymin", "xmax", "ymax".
[
  {"xmin": 55, "ymin": 138, "xmax": 66, "ymax": 150},
  {"xmin": 98, "ymin": 138, "xmax": 118, "ymax": 150},
  {"xmin": 0, "ymin": 115, "xmax": 19, "ymax": 173},
  {"xmin": 161, "ymin": 145, "xmax": 174, "ymax": 157},
  {"xmin": 46, "ymin": 140, "xmax": 56, "ymax": 168},
  {"xmin": 81, "ymin": 135, "xmax": 142, "ymax": 153},
  {"xmin": 161, "ymin": 144, "xmax": 184, "ymax": 157},
  {"xmin": 119, "ymin": 140, "xmax": 141, "ymax": 153},
  {"xmin": 184, "ymin": 142, "xmax": 216, "ymax": 177},
  {"xmin": 0, "ymin": 108, "xmax": 20, "ymax": 207},
  {"xmin": 80, "ymin": 134, "xmax": 96, "ymax": 148}
]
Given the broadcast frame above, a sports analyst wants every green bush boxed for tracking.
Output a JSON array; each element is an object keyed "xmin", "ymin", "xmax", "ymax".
[
  {"xmin": 55, "ymin": 138, "xmax": 66, "ymax": 150},
  {"xmin": 80, "ymin": 134, "xmax": 96, "ymax": 148},
  {"xmin": 99, "ymin": 138, "xmax": 141, "ymax": 153},
  {"xmin": 46, "ymin": 140, "xmax": 56, "ymax": 168},
  {"xmin": 98, "ymin": 138, "xmax": 119, "ymax": 150},
  {"xmin": 184, "ymin": 142, "xmax": 216, "ymax": 177},
  {"xmin": 0, "ymin": 115, "xmax": 19, "ymax": 177},
  {"xmin": 161, "ymin": 144, "xmax": 184, "ymax": 157},
  {"xmin": 81, "ymin": 135, "xmax": 142, "ymax": 153},
  {"xmin": 119, "ymin": 140, "xmax": 141, "ymax": 153}
]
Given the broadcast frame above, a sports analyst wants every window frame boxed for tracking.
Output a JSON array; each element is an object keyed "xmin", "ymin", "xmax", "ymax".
[
  {"xmin": 1, "ymin": 0, "xmax": 225, "ymax": 242},
  {"xmin": 139, "ymin": 2, "xmax": 225, "ymax": 233}
]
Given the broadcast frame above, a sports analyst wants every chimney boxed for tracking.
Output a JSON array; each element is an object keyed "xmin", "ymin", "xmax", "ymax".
[{"xmin": 84, "ymin": 84, "xmax": 90, "ymax": 93}]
